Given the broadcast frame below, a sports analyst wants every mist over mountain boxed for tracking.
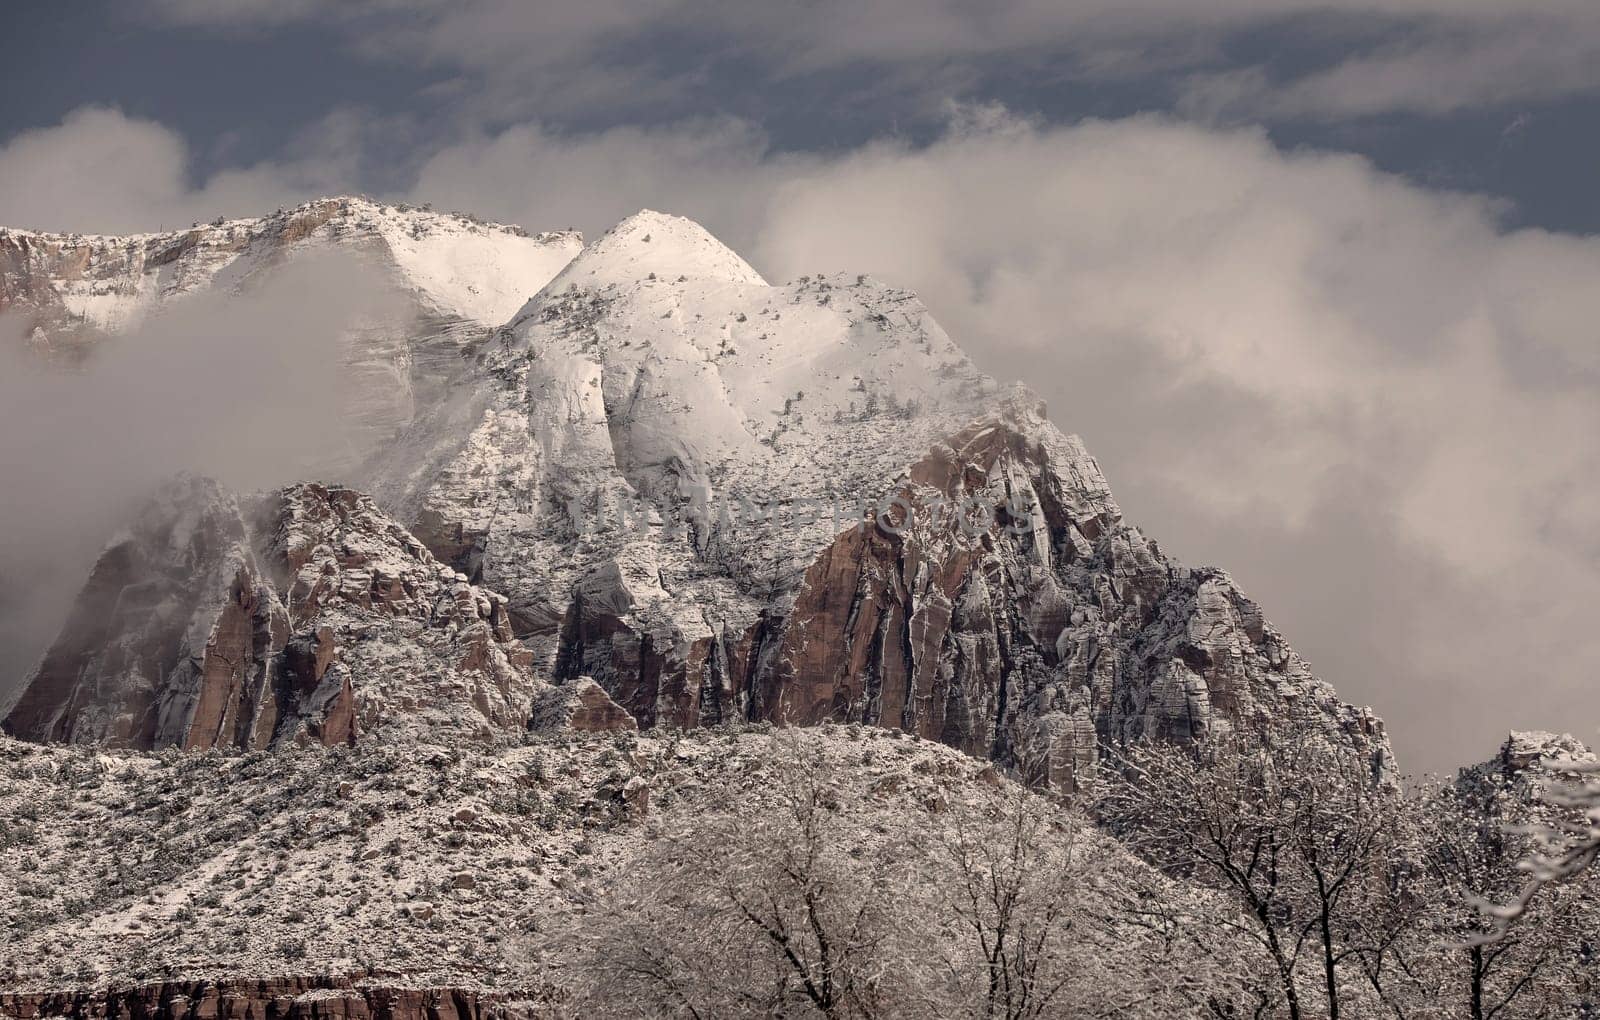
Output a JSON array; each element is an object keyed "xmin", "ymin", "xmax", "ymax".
[{"xmin": 0, "ymin": 200, "xmax": 582, "ymax": 715}]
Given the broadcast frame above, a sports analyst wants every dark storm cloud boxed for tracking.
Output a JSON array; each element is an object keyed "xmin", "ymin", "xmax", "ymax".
[
  {"xmin": 11, "ymin": 3, "xmax": 1600, "ymax": 228},
  {"xmin": 144, "ymin": 0, "xmax": 1600, "ymax": 118}
]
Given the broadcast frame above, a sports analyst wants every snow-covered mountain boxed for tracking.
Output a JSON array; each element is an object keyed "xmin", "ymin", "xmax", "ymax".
[
  {"xmin": 387, "ymin": 209, "xmax": 1388, "ymax": 785},
  {"xmin": 3, "ymin": 203, "xmax": 1389, "ymax": 788}
]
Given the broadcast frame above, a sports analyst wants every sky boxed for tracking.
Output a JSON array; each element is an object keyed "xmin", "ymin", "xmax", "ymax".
[{"xmin": 1, "ymin": 0, "xmax": 1597, "ymax": 773}]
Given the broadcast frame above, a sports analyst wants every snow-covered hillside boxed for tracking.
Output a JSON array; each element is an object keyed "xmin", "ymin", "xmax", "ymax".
[{"xmin": 0, "ymin": 725, "xmax": 1244, "ymax": 1010}]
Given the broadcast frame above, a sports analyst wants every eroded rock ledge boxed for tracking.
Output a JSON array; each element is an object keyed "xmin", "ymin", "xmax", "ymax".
[{"xmin": 0, "ymin": 974, "xmax": 554, "ymax": 1020}]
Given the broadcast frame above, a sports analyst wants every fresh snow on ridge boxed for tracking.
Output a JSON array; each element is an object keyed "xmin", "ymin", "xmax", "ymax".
[
  {"xmin": 538, "ymin": 209, "xmax": 766, "ymax": 296},
  {"xmin": 359, "ymin": 201, "xmax": 581, "ymax": 325},
  {"xmin": 0, "ymin": 196, "xmax": 582, "ymax": 338}
]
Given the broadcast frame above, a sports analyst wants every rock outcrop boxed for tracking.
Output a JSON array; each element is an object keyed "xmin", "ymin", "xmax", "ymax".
[
  {"xmin": 1, "ymin": 477, "xmax": 628, "ymax": 750},
  {"xmin": 534, "ymin": 676, "xmax": 641, "ymax": 733},
  {"xmin": 0, "ymin": 975, "xmax": 550, "ymax": 1020},
  {"xmin": 1494, "ymin": 730, "xmax": 1596, "ymax": 776}
]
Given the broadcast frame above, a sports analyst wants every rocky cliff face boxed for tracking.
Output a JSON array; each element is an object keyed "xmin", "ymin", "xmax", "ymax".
[
  {"xmin": 740, "ymin": 394, "xmax": 1390, "ymax": 787},
  {"xmin": 1, "ymin": 477, "xmax": 625, "ymax": 750},
  {"xmin": 543, "ymin": 390, "xmax": 1390, "ymax": 787}
]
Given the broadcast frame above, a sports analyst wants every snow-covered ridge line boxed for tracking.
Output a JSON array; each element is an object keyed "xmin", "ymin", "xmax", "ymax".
[
  {"xmin": 0, "ymin": 195, "xmax": 584, "ymax": 333},
  {"xmin": 0, "ymin": 195, "xmax": 576, "ymax": 246}
]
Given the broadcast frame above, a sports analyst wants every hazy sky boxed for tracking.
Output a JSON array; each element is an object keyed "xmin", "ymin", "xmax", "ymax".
[{"xmin": 2, "ymin": 1, "xmax": 1597, "ymax": 773}]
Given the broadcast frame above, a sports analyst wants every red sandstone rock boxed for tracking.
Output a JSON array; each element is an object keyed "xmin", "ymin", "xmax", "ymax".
[
  {"xmin": 0, "ymin": 479, "xmax": 592, "ymax": 750},
  {"xmin": 550, "ymin": 396, "xmax": 1391, "ymax": 789},
  {"xmin": 534, "ymin": 677, "xmax": 638, "ymax": 733}
]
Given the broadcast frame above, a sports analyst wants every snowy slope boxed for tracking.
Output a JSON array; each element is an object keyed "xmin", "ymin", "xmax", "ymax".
[
  {"xmin": 536, "ymin": 209, "xmax": 765, "ymax": 294},
  {"xmin": 402, "ymin": 209, "xmax": 1000, "ymax": 675}
]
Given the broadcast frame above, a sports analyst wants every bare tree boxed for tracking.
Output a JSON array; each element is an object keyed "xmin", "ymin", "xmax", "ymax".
[
  {"xmin": 936, "ymin": 777, "xmax": 1080, "ymax": 1018},
  {"xmin": 561, "ymin": 730, "xmax": 1263, "ymax": 1018},
  {"xmin": 564, "ymin": 735, "xmax": 920, "ymax": 1018},
  {"xmin": 1097, "ymin": 731, "xmax": 1400, "ymax": 1020}
]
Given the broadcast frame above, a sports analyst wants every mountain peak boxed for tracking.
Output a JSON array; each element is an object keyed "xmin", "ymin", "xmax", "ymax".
[{"xmin": 545, "ymin": 208, "xmax": 766, "ymax": 293}]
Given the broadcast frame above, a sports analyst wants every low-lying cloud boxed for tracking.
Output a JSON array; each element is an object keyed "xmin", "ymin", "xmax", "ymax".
[
  {"xmin": 0, "ymin": 106, "xmax": 368, "ymax": 234},
  {"xmin": 0, "ymin": 251, "xmax": 399, "ymax": 707}
]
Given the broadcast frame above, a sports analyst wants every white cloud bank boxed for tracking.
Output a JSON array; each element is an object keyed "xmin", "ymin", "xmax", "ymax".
[
  {"xmin": 3, "ymin": 106, "xmax": 1596, "ymax": 772},
  {"xmin": 0, "ymin": 106, "xmax": 367, "ymax": 234}
]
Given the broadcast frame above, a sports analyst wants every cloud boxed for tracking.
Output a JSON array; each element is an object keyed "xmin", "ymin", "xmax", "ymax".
[
  {"xmin": 144, "ymin": 0, "xmax": 1600, "ymax": 122},
  {"xmin": 1182, "ymin": 15, "xmax": 1600, "ymax": 120},
  {"xmin": 0, "ymin": 108, "xmax": 193, "ymax": 234},
  {"xmin": 407, "ymin": 118, "xmax": 808, "ymax": 245},
  {"xmin": 0, "ymin": 107, "xmax": 370, "ymax": 234}
]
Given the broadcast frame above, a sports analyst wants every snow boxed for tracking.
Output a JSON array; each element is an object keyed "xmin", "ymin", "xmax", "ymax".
[
  {"xmin": 538, "ymin": 209, "xmax": 766, "ymax": 297},
  {"xmin": 364, "ymin": 203, "xmax": 581, "ymax": 326},
  {"xmin": 55, "ymin": 274, "xmax": 161, "ymax": 334}
]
